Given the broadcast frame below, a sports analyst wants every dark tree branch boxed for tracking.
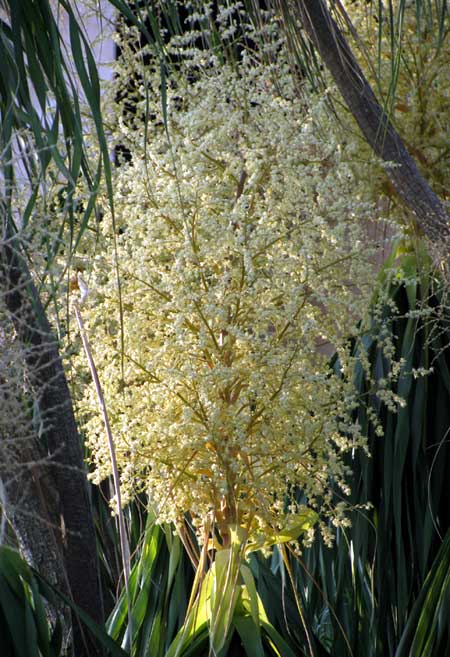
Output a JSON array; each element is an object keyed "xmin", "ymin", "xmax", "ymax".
[
  {"xmin": 289, "ymin": 0, "xmax": 450, "ymax": 244},
  {"xmin": 0, "ymin": 227, "xmax": 104, "ymax": 657}
]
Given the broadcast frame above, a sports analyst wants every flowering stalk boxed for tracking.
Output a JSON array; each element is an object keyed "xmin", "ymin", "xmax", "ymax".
[
  {"xmin": 72, "ymin": 6, "xmax": 399, "ymax": 650},
  {"xmin": 73, "ymin": 300, "xmax": 133, "ymax": 650}
]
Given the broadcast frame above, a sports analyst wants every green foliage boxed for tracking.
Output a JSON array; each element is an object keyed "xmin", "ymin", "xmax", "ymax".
[
  {"xmin": 288, "ymin": 260, "xmax": 450, "ymax": 657},
  {"xmin": 0, "ymin": 544, "xmax": 132, "ymax": 657},
  {"xmin": 0, "ymin": 0, "xmax": 110, "ymax": 272},
  {"xmin": 396, "ymin": 526, "xmax": 450, "ymax": 657},
  {"xmin": 0, "ymin": 546, "xmax": 63, "ymax": 657},
  {"xmin": 106, "ymin": 516, "xmax": 193, "ymax": 656},
  {"xmin": 104, "ymin": 514, "xmax": 304, "ymax": 657}
]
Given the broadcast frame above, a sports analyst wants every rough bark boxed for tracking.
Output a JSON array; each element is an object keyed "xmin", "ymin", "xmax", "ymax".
[
  {"xmin": 291, "ymin": 0, "xmax": 450, "ymax": 244},
  {"xmin": 0, "ymin": 226, "xmax": 104, "ymax": 657},
  {"xmin": 1, "ymin": 436, "xmax": 70, "ymax": 631}
]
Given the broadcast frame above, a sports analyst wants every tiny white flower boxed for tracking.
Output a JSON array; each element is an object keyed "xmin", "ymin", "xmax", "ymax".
[{"xmin": 77, "ymin": 272, "xmax": 89, "ymax": 303}]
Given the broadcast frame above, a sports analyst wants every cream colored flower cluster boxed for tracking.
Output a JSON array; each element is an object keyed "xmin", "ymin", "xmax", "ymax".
[{"xmin": 78, "ymin": 43, "xmax": 385, "ymax": 542}]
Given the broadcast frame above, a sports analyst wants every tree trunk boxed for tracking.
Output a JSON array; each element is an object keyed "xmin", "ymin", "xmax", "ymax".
[
  {"xmin": 0, "ymin": 227, "xmax": 104, "ymax": 657},
  {"xmin": 288, "ymin": 0, "xmax": 450, "ymax": 244},
  {"xmin": 0, "ymin": 433, "xmax": 70, "ymax": 631}
]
